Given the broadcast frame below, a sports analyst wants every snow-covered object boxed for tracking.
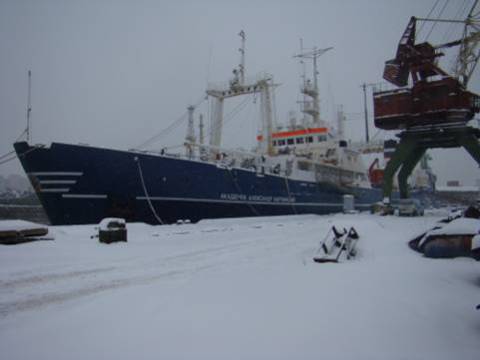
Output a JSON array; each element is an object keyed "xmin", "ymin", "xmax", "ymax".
[
  {"xmin": 472, "ymin": 234, "xmax": 480, "ymax": 250},
  {"xmin": 447, "ymin": 209, "xmax": 464, "ymax": 220},
  {"xmin": 98, "ymin": 218, "xmax": 126, "ymax": 231},
  {"xmin": 418, "ymin": 218, "xmax": 480, "ymax": 248},
  {"xmin": 416, "ymin": 218, "xmax": 480, "ymax": 258},
  {"xmin": 0, "ymin": 220, "xmax": 47, "ymax": 233},
  {"xmin": 1, "ymin": 214, "xmax": 479, "ymax": 359},
  {"xmin": 427, "ymin": 218, "xmax": 480, "ymax": 236}
]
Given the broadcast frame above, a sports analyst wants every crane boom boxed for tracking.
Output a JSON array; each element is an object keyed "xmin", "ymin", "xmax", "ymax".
[{"xmin": 454, "ymin": 0, "xmax": 480, "ymax": 86}]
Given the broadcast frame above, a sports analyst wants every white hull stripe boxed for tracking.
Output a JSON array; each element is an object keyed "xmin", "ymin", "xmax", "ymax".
[
  {"xmin": 135, "ymin": 196, "xmax": 371, "ymax": 207},
  {"xmin": 29, "ymin": 172, "xmax": 83, "ymax": 176},
  {"xmin": 62, "ymin": 194, "xmax": 107, "ymax": 199},
  {"xmin": 43, "ymin": 193, "xmax": 372, "ymax": 207},
  {"xmin": 40, "ymin": 188, "xmax": 70, "ymax": 193},
  {"xmin": 40, "ymin": 180, "xmax": 77, "ymax": 185}
]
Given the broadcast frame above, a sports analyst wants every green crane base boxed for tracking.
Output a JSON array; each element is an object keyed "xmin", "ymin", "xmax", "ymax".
[{"xmin": 382, "ymin": 125, "xmax": 480, "ymax": 202}]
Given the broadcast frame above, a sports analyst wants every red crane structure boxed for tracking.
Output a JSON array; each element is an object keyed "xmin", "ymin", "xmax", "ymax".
[{"xmin": 373, "ymin": 1, "xmax": 480, "ymax": 202}]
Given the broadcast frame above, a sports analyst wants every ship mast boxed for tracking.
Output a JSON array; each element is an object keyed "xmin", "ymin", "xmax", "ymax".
[
  {"xmin": 185, "ymin": 105, "xmax": 196, "ymax": 159},
  {"xmin": 26, "ymin": 70, "xmax": 32, "ymax": 142},
  {"xmin": 206, "ymin": 31, "xmax": 275, "ymax": 156},
  {"xmin": 294, "ymin": 46, "xmax": 332, "ymax": 127},
  {"xmin": 239, "ymin": 30, "xmax": 246, "ymax": 85},
  {"xmin": 199, "ymin": 113, "xmax": 206, "ymax": 159},
  {"xmin": 336, "ymin": 105, "xmax": 346, "ymax": 141}
]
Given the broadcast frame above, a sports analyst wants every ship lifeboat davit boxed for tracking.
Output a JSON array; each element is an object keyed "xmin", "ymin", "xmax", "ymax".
[{"xmin": 374, "ymin": 77, "xmax": 480, "ymax": 130}]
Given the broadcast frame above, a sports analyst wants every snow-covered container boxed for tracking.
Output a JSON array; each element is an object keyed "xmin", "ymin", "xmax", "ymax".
[{"xmin": 98, "ymin": 218, "xmax": 127, "ymax": 244}]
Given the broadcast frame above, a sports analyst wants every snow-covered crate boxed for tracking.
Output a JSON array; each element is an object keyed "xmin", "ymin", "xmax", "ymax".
[{"xmin": 98, "ymin": 218, "xmax": 127, "ymax": 244}]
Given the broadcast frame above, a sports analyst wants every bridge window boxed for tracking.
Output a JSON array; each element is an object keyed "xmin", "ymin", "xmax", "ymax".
[
  {"xmin": 278, "ymin": 139, "xmax": 286, "ymax": 146},
  {"xmin": 306, "ymin": 136, "xmax": 313, "ymax": 143},
  {"xmin": 296, "ymin": 137, "xmax": 305, "ymax": 144},
  {"xmin": 318, "ymin": 135, "xmax": 327, "ymax": 142},
  {"xmin": 287, "ymin": 138, "xmax": 294, "ymax": 145}
]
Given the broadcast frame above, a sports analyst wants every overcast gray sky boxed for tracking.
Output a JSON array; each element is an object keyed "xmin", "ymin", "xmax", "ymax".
[{"xmin": 1, "ymin": 0, "xmax": 479, "ymax": 186}]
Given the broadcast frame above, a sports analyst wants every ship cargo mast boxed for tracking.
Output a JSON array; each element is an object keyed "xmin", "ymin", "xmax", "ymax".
[{"xmin": 206, "ymin": 31, "xmax": 275, "ymax": 156}]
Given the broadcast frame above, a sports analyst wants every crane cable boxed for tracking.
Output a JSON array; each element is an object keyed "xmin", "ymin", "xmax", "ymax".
[
  {"xmin": 425, "ymin": 0, "xmax": 451, "ymax": 41},
  {"xmin": 418, "ymin": 0, "xmax": 441, "ymax": 39},
  {"xmin": 441, "ymin": 0, "xmax": 470, "ymax": 44}
]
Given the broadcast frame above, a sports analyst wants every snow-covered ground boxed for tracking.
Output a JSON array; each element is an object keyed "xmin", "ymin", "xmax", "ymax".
[{"xmin": 0, "ymin": 212, "xmax": 479, "ymax": 360}]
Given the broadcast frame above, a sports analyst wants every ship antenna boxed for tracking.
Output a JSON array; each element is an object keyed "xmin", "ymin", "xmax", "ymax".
[
  {"xmin": 238, "ymin": 30, "xmax": 246, "ymax": 85},
  {"xmin": 26, "ymin": 70, "xmax": 32, "ymax": 142},
  {"xmin": 299, "ymin": 38, "xmax": 306, "ymax": 128},
  {"xmin": 294, "ymin": 46, "xmax": 332, "ymax": 126}
]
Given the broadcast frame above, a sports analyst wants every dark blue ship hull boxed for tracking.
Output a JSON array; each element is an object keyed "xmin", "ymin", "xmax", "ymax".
[{"xmin": 14, "ymin": 141, "xmax": 388, "ymax": 225}]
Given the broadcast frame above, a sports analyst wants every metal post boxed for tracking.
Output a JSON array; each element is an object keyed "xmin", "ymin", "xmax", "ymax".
[
  {"xmin": 26, "ymin": 70, "xmax": 32, "ymax": 142},
  {"xmin": 362, "ymin": 83, "xmax": 369, "ymax": 143},
  {"xmin": 186, "ymin": 105, "xmax": 195, "ymax": 159},
  {"xmin": 313, "ymin": 47, "xmax": 319, "ymax": 124},
  {"xmin": 199, "ymin": 114, "xmax": 204, "ymax": 145}
]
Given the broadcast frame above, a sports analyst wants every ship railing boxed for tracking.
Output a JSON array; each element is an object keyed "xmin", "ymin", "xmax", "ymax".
[
  {"xmin": 186, "ymin": 142, "xmax": 294, "ymax": 176},
  {"xmin": 136, "ymin": 142, "xmax": 296, "ymax": 177}
]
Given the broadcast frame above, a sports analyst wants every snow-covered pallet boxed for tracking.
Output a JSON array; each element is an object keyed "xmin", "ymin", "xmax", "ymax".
[{"xmin": 313, "ymin": 226, "xmax": 359, "ymax": 263}]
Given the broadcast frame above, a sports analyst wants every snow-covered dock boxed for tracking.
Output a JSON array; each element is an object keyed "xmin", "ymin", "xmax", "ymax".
[{"xmin": 0, "ymin": 212, "xmax": 478, "ymax": 359}]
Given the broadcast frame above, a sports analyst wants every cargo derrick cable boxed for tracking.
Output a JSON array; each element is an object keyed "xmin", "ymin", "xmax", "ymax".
[
  {"xmin": 135, "ymin": 112, "xmax": 188, "ymax": 150},
  {"xmin": 135, "ymin": 95, "xmax": 207, "ymax": 150},
  {"xmin": 205, "ymin": 94, "xmax": 252, "ymax": 142},
  {"xmin": 136, "ymin": 92, "xmax": 251, "ymax": 152}
]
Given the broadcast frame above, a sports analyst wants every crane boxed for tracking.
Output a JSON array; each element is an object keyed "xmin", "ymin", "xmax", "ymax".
[{"xmin": 373, "ymin": 1, "xmax": 480, "ymax": 203}]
